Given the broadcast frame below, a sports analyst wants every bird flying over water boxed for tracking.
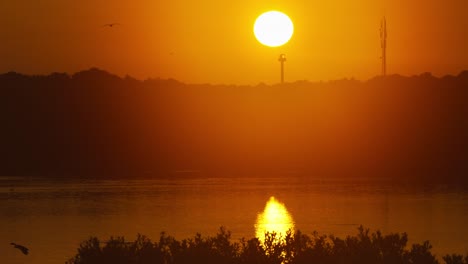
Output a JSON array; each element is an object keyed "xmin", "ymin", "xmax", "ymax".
[
  {"xmin": 10, "ymin": 243, "xmax": 29, "ymax": 255},
  {"xmin": 103, "ymin": 23, "xmax": 121, "ymax": 28}
]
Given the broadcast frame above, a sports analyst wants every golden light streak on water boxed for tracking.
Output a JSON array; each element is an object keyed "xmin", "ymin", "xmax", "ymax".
[{"xmin": 255, "ymin": 196, "xmax": 295, "ymax": 243}]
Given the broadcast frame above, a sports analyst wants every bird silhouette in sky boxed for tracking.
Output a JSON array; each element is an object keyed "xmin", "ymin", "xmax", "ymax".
[
  {"xmin": 10, "ymin": 243, "xmax": 29, "ymax": 255},
  {"xmin": 103, "ymin": 23, "xmax": 121, "ymax": 28}
]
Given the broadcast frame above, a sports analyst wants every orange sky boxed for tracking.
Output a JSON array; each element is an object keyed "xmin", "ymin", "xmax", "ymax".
[{"xmin": 1, "ymin": 0, "xmax": 467, "ymax": 84}]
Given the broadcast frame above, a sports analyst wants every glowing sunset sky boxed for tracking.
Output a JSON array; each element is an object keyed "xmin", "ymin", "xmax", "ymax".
[{"xmin": 1, "ymin": 0, "xmax": 467, "ymax": 84}]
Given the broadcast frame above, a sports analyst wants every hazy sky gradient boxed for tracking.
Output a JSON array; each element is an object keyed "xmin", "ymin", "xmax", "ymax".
[{"xmin": 1, "ymin": 0, "xmax": 467, "ymax": 84}]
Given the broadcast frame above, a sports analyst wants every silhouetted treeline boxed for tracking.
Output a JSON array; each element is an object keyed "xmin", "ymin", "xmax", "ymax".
[
  {"xmin": 1, "ymin": 68, "xmax": 467, "ymax": 182},
  {"xmin": 66, "ymin": 227, "xmax": 468, "ymax": 264}
]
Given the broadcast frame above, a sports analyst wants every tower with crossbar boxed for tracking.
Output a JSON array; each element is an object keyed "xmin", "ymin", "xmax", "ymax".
[{"xmin": 278, "ymin": 54, "xmax": 286, "ymax": 83}]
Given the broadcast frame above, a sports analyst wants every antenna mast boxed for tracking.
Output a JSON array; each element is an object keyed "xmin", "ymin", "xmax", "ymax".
[
  {"xmin": 279, "ymin": 54, "xmax": 286, "ymax": 83},
  {"xmin": 380, "ymin": 16, "xmax": 387, "ymax": 76}
]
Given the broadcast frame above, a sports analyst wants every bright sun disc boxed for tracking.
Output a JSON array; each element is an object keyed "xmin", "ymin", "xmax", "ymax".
[{"xmin": 254, "ymin": 11, "xmax": 294, "ymax": 47}]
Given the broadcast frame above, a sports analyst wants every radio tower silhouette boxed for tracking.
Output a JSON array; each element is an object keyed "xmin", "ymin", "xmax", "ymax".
[{"xmin": 380, "ymin": 16, "xmax": 387, "ymax": 76}]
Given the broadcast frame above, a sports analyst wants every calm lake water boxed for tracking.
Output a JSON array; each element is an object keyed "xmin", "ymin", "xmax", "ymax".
[{"xmin": 1, "ymin": 176, "xmax": 467, "ymax": 264}]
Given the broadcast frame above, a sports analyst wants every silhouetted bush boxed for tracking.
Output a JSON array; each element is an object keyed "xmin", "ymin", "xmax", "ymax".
[
  {"xmin": 443, "ymin": 254, "xmax": 468, "ymax": 264},
  {"xmin": 66, "ymin": 226, "xmax": 467, "ymax": 264}
]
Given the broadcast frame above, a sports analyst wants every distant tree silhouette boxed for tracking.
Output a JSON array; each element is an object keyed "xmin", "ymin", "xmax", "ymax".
[{"xmin": 1, "ymin": 68, "xmax": 467, "ymax": 182}]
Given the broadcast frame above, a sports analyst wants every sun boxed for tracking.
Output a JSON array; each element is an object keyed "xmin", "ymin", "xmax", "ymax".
[{"xmin": 254, "ymin": 11, "xmax": 294, "ymax": 47}]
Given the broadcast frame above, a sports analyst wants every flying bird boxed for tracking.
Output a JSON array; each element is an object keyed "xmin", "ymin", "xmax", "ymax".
[
  {"xmin": 103, "ymin": 23, "xmax": 121, "ymax": 28},
  {"xmin": 10, "ymin": 243, "xmax": 29, "ymax": 255}
]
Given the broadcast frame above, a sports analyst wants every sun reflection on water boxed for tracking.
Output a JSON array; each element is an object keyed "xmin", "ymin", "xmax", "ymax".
[{"xmin": 255, "ymin": 196, "xmax": 295, "ymax": 243}]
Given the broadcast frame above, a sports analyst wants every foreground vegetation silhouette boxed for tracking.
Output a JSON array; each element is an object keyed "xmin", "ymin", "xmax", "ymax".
[{"xmin": 66, "ymin": 227, "xmax": 468, "ymax": 264}]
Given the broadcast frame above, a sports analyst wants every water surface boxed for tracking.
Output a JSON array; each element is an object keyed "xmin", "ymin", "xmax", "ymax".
[{"xmin": 1, "ymin": 176, "xmax": 467, "ymax": 264}]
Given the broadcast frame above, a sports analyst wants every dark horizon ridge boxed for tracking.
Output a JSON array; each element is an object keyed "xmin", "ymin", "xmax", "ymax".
[{"xmin": 2, "ymin": 67, "xmax": 468, "ymax": 85}]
